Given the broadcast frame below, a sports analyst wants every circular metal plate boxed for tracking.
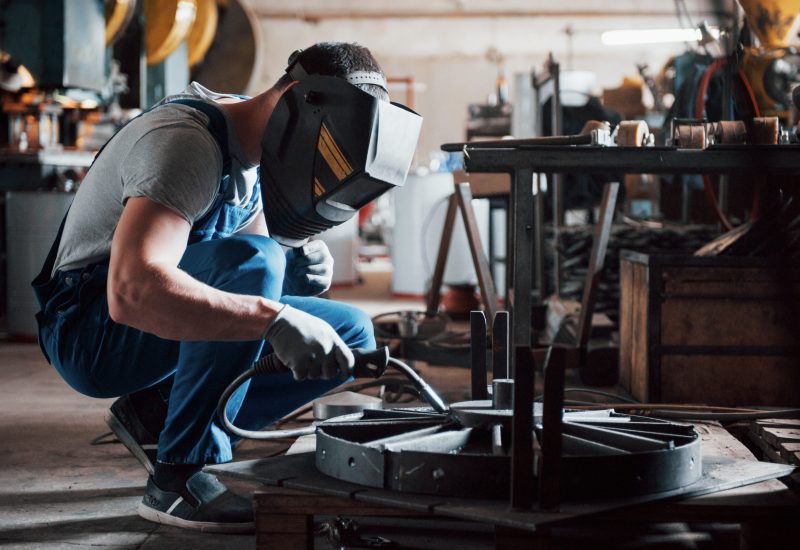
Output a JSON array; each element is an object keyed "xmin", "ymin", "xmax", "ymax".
[{"xmin": 315, "ymin": 403, "xmax": 702, "ymax": 501}]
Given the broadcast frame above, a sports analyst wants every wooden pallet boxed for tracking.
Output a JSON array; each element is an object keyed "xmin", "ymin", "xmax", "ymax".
[
  {"xmin": 210, "ymin": 423, "xmax": 799, "ymax": 550},
  {"xmin": 748, "ymin": 419, "xmax": 800, "ymax": 490}
]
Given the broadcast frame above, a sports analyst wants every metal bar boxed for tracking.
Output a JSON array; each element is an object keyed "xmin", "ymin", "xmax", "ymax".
[
  {"xmin": 510, "ymin": 346, "xmax": 536, "ymax": 510},
  {"xmin": 382, "ymin": 428, "xmax": 474, "ymax": 453},
  {"xmin": 470, "ymin": 310, "xmax": 488, "ymax": 400},
  {"xmin": 534, "ymin": 173, "xmax": 546, "ymax": 298},
  {"xmin": 681, "ymin": 177, "xmax": 691, "ymax": 223},
  {"xmin": 550, "ymin": 57, "xmax": 564, "ymax": 230},
  {"xmin": 538, "ymin": 346, "xmax": 566, "ymax": 510},
  {"xmin": 455, "ymin": 182, "xmax": 499, "ymax": 322},
  {"xmin": 562, "ymin": 433, "xmax": 628, "ymax": 456},
  {"xmin": 575, "ymin": 182, "xmax": 620, "ymax": 349},
  {"xmin": 511, "ymin": 169, "xmax": 534, "ymax": 364},
  {"xmin": 562, "ymin": 423, "xmax": 671, "ymax": 452},
  {"xmin": 365, "ymin": 425, "xmax": 445, "ymax": 449},
  {"xmin": 492, "ymin": 311, "xmax": 509, "ymax": 379},
  {"xmin": 459, "ymin": 145, "xmax": 800, "ymax": 175},
  {"xmin": 442, "ymin": 134, "xmax": 593, "ymax": 150},
  {"xmin": 425, "ymin": 193, "xmax": 458, "ymax": 316}
]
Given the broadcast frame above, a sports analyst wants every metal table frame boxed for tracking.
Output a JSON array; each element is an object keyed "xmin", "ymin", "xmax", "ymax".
[{"xmin": 456, "ymin": 142, "xmax": 800, "ymax": 509}]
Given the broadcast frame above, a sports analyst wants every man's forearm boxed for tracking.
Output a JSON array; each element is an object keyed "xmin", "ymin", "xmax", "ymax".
[{"xmin": 108, "ymin": 260, "xmax": 281, "ymax": 341}]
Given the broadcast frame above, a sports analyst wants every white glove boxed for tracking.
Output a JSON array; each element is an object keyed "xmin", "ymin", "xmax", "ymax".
[
  {"xmin": 282, "ymin": 240, "xmax": 334, "ymax": 297},
  {"xmin": 265, "ymin": 305, "xmax": 354, "ymax": 380}
]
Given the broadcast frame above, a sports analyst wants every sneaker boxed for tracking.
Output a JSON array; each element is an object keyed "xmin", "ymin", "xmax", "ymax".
[
  {"xmin": 138, "ymin": 471, "xmax": 254, "ymax": 533},
  {"xmin": 106, "ymin": 394, "xmax": 161, "ymax": 475}
]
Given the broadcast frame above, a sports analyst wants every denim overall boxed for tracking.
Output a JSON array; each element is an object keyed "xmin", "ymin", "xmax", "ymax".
[{"xmin": 31, "ymin": 99, "xmax": 374, "ymax": 465}]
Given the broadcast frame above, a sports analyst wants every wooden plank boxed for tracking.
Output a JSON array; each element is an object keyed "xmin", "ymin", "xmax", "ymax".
[
  {"xmin": 779, "ymin": 443, "xmax": 800, "ymax": 463},
  {"xmin": 629, "ymin": 260, "xmax": 649, "ymax": 401},
  {"xmin": 452, "ymin": 170, "xmax": 510, "ymax": 198},
  {"xmin": 761, "ymin": 427, "xmax": 800, "ymax": 448},
  {"xmin": 659, "ymin": 355, "xmax": 800, "ymax": 406},
  {"xmin": 660, "ymin": 297, "xmax": 800, "ymax": 347},
  {"xmin": 753, "ymin": 418, "xmax": 800, "ymax": 429},
  {"xmin": 425, "ymin": 193, "xmax": 458, "ymax": 316},
  {"xmin": 255, "ymin": 491, "xmax": 417, "ymax": 517},
  {"xmin": 455, "ymin": 182, "xmax": 498, "ymax": 323},
  {"xmin": 747, "ymin": 431, "xmax": 788, "ymax": 464},
  {"xmin": 618, "ymin": 257, "xmax": 633, "ymax": 393}
]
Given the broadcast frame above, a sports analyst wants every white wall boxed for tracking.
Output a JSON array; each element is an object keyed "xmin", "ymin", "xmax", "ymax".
[{"xmin": 244, "ymin": 0, "xmax": 730, "ymax": 159}]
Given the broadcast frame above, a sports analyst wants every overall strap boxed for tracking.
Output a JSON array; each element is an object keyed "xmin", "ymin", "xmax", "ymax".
[{"xmin": 167, "ymin": 98, "xmax": 232, "ymax": 174}]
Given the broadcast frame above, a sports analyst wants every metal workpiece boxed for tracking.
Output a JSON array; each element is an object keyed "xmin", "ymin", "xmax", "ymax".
[
  {"xmin": 458, "ymin": 144, "xmax": 800, "ymax": 176},
  {"xmin": 470, "ymin": 311, "xmax": 488, "ymax": 401},
  {"xmin": 491, "ymin": 379, "xmax": 514, "ymax": 410},
  {"xmin": 491, "ymin": 311, "xmax": 509, "ymax": 379},
  {"xmin": 312, "ymin": 391, "xmax": 383, "ymax": 421},
  {"xmin": 314, "ymin": 405, "xmax": 703, "ymax": 501}
]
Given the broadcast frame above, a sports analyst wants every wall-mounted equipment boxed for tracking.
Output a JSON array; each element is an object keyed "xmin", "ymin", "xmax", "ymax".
[{"xmin": 0, "ymin": 0, "xmax": 106, "ymax": 92}]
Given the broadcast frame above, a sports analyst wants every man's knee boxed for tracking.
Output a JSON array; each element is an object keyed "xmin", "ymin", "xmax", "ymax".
[
  {"xmin": 342, "ymin": 305, "xmax": 375, "ymax": 349},
  {"xmin": 221, "ymin": 235, "xmax": 286, "ymax": 273},
  {"xmin": 188, "ymin": 235, "xmax": 286, "ymax": 299}
]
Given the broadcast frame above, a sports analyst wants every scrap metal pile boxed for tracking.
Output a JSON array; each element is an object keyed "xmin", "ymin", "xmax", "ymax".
[{"xmin": 549, "ymin": 222, "xmax": 719, "ymax": 321}]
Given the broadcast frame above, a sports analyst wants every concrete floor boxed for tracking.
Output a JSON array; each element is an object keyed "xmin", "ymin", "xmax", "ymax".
[
  {"xmin": 0, "ymin": 270, "xmax": 426, "ymax": 549},
  {"xmin": 0, "ymin": 341, "xmax": 264, "ymax": 549}
]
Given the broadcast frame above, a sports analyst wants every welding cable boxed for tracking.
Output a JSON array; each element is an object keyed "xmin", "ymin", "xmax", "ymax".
[
  {"xmin": 387, "ymin": 357, "xmax": 449, "ymax": 413},
  {"xmin": 270, "ymin": 377, "xmax": 420, "ymax": 429},
  {"xmin": 217, "ymin": 359, "xmax": 317, "ymax": 440},
  {"xmin": 693, "ymin": 58, "xmax": 762, "ymax": 230}
]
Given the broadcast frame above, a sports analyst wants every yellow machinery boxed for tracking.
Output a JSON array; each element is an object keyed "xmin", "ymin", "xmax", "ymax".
[{"xmin": 739, "ymin": 0, "xmax": 800, "ymax": 120}]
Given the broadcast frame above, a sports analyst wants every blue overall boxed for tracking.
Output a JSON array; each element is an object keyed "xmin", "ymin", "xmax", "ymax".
[{"xmin": 31, "ymin": 99, "xmax": 374, "ymax": 465}]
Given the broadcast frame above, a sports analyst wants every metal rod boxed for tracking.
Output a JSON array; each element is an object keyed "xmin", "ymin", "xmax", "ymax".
[
  {"xmin": 470, "ymin": 310, "xmax": 488, "ymax": 400},
  {"xmin": 575, "ymin": 182, "xmax": 619, "ymax": 350},
  {"xmin": 426, "ymin": 193, "xmax": 458, "ymax": 316},
  {"xmin": 441, "ymin": 133, "xmax": 593, "ymax": 151},
  {"xmin": 459, "ymin": 146, "xmax": 800, "ymax": 176},
  {"xmin": 538, "ymin": 345, "xmax": 566, "ymax": 510},
  {"xmin": 534, "ymin": 173, "xmax": 546, "ymax": 299},
  {"xmin": 492, "ymin": 311, "xmax": 509, "ymax": 379},
  {"xmin": 510, "ymin": 346, "xmax": 536, "ymax": 509},
  {"xmin": 510, "ymin": 169, "xmax": 534, "ymax": 367}
]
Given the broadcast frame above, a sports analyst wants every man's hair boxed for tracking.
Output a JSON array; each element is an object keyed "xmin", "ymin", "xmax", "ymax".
[{"xmin": 277, "ymin": 42, "xmax": 388, "ymax": 101}]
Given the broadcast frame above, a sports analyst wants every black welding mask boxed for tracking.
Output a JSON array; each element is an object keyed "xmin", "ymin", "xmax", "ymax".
[{"xmin": 260, "ymin": 57, "xmax": 422, "ymax": 247}]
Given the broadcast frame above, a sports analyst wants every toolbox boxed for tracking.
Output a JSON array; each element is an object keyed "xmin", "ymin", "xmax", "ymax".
[{"xmin": 619, "ymin": 250, "xmax": 800, "ymax": 406}]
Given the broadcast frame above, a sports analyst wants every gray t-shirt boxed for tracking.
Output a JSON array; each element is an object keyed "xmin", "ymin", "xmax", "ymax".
[{"xmin": 52, "ymin": 82, "xmax": 262, "ymax": 274}]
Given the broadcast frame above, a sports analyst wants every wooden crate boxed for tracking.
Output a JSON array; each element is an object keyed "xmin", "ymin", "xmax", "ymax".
[{"xmin": 619, "ymin": 251, "xmax": 800, "ymax": 406}]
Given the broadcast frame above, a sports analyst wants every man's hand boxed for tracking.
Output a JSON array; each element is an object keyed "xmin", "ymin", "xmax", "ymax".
[
  {"xmin": 282, "ymin": 240, "xmax": 334, "ymax": 296},
  {"xmin": 265, "ymin": 305, "xmax": 354, "ymax": 380}
]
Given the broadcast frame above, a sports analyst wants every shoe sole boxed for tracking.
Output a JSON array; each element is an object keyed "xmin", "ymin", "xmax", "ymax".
[
  {"xmin": 105, "ymin": 411, "xmax": 155, "ymax": 475},
  {"xmin": 137, "ymin": 502, "xmax": 255, "ymax": 533}
]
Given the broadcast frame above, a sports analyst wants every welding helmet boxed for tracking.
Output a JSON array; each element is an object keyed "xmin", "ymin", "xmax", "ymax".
[{"xmin": 260, "ymin": 51, "xmax": 422, "ymax": 247}]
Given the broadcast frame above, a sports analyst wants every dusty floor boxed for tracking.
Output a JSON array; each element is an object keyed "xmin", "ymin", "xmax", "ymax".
[{"xmin": 0, "ymin": 271, "xmax": 432, "ymax": 549}]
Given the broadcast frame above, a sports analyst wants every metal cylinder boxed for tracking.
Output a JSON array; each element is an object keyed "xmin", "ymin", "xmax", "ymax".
[{"xmin": 492, "ymin": 379, "xmax": 514, "ymax": 410}]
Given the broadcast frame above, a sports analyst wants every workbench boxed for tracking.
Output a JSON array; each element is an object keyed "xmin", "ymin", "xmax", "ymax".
[{"xmin": 209, "ymin": 421, "xmax": 799, "ymax": 550}]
